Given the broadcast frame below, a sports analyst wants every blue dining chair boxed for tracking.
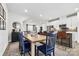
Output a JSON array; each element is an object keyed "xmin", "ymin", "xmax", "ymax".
[
  {"xmin": 37, "ymin": 32, "xmax": 56, "ymax": 56},
  {"xmin": 18, "ymin": 32, "xmax": 31, "ymax": 56}
]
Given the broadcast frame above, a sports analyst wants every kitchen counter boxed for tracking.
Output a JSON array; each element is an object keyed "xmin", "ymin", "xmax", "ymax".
[{"xmin": 66, "ymin": 31, "xmax": 78, "ymax": 48}]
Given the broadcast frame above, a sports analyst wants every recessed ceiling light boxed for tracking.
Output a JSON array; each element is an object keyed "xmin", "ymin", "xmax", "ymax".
[
  {"xmin": 75, "ymin": 8, "xmax": 79, "ymax": 12},
  {"xmin": 25, "ymin": 9, "xmax": 28, "ymax": 13},
  {"xmin": 49, "ymin": 17, "xmax": 52, "ymax": 19},
  {"xmin": 40, "ymin": 14, "xmax": 43, "ymax": 17}
]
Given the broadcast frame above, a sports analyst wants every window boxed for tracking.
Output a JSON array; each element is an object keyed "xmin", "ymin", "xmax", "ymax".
[{"xmin": 0, "ymin": 3, "xmax": 6, "ymax": 30}]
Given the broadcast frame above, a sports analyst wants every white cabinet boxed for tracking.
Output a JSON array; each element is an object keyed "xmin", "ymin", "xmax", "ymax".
[{"xmin": 66, "ymin": 32, "xmax": 78, "ymax": 48}]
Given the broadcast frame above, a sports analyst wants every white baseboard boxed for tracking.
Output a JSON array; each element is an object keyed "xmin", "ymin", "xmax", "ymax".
[
  {"xmin": 1, "ymin": 42, "xmax": 8, "ymax": 56},
  {"xmin": 0, "ymin": 43, "xmax": 8, "ymax": 56}
]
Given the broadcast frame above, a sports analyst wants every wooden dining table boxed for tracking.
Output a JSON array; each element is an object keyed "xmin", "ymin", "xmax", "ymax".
[{"xmin": 24, "ymin": 34, "xmax": 46, "ymax": 56}]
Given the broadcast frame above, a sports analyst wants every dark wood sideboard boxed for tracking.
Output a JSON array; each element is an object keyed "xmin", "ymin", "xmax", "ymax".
[{"xmin": 11, "ymin": 31, "xmax": 19, "ymax": 42}]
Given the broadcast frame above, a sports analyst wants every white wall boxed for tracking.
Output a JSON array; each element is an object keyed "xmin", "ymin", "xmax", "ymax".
[
  {"xmin": 41, "ymin": 24, "xmax": 47, "ymax": 31},
  {"xmin": 46, "ymin": 15, "xmax": 79, "ymax": 42},
  {"xmin": 7, "ymin": 12, "xmax": 27, "ymax": 42},
  {"xmin": 47, "ymin": 20, "xmax": 60, "ymax": 30},
  {"xmin": 23, "ymin": 21, "xmax": 39, "ymax": 32},
  {"xmin": 8, "ymin": 12, "xmax": 42, "ymax": 42},
  {"xmin": 0, "ymin": 3, "xmax": 8, "ymax": 56},
  {"xmin": 77, "ymin": 12, "xmax": 79, "ymax": 43},
  {"xmin": 23, "ymin": 21, "xmax": 34, "ymax": 31},
  {"xmin": 47, "ymin": 16, "xmax": 78, "ymax": 30}
]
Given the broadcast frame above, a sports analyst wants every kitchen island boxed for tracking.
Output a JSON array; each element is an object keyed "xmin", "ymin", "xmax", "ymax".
[{"xmin": 66, "ymin": 31, "xmax": 78, "ymax": 48}]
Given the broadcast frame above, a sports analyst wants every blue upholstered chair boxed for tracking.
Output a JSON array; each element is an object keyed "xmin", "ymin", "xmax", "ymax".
[
  {"xmin": 37, "ymin": 32, "xmax": 56, "ymax": 56},
  {"xmin": 18, "ymin": 32, "xmax": 31, "ymax": 56}
]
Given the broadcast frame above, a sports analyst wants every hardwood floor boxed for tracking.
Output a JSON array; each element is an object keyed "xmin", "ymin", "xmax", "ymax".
[{"xmin": 3, "ymin": 42, "xmax": 79, "ymax": 56}]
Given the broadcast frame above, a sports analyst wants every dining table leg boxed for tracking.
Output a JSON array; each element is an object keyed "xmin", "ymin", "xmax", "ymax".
[{"xmin": 31, "ymin": 42, "xmax": 35, "ymax": 56}]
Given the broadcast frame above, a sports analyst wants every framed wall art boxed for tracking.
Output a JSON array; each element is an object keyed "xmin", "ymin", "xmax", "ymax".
[{"xmin": 0, "ymin": 3, "xmax": 6, "ymax": 30}]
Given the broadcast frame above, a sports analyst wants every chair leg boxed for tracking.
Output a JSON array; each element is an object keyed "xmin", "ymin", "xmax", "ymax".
[
  {"xmin": 20, "ymin": 50, "xmax": 23, "ymax": 56},
  {"xmin": 20, "ymin": 52, "xmax": 24, "ymax": 56},
  {"xmin": 28, "ymin": 51, "xmax": 31, "ymax": 56},
  {"xmin": 45, "ymin": 54, "xmax": 47, "ymax": 56},
  {"xmin": 53, "ymin": 50, "xmax": 55, "ymax": 56},
  {"xmin": 37, "ymin": 49, "xmax": 39, "ymax": 56},
  {"xmin": 45, "ymin": 54, "xmax": 48, "ymax": 56},
  {"xmin": 20, "ymin": 52, "xmax": 23, "ymax": 56},
  {"xmin": 23, "ymin": 53, "xmax": 25, "ymax": 56},
  {"xmin": 49, "ymin": 54, "xmax": 51, "ymax": 56},
  {"xmin": 22, "ymin": 51, "xmax": 25, "ymax": 56},
  {"xmin": 35, "ymin": 45, "xmax": 37, "ymax": 56}
]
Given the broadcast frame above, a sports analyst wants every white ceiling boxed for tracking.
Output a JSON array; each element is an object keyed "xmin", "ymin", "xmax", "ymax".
[{"xmin": 7, "ymin": 3, "xmax": 79, "ymax": 24}]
